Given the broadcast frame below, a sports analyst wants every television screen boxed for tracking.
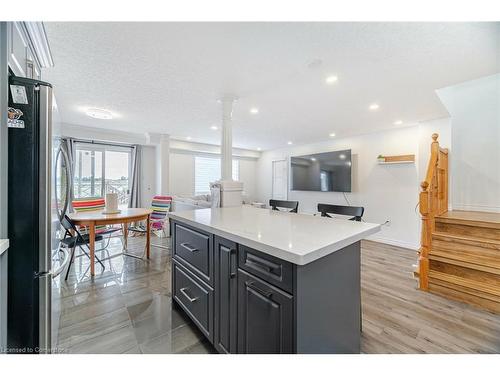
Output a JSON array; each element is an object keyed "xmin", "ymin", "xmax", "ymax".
[{"xmin": 290, "ymin": 149, "xmax": 352, "ymax": 192}]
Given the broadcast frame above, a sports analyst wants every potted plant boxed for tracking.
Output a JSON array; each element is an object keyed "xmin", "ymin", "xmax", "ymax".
[{"xmin": 377, "ymin": 154, "xmax": 385, "ymax": 163}]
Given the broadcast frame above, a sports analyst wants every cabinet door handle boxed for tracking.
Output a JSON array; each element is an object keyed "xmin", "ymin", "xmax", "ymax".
[
  {"xmin": 230, "ymin": 248, "xmax": 237, "ymax": 278},
  {"xmin": 180, "ymin": 242, "xmax": 199, "ymax": 252},
  {"xmin": 246, "ymin": 281, "xmax": 273, "ymax": 298},
  {"xmin": 246, "ymin": 258, "xmax": 273, "ymax": 273},
  {"xmin": 180, "ymin": 287, "xmax": 198, "ymax": 302}
]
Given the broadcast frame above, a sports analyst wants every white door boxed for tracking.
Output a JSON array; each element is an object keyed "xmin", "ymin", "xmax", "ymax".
[{"xmin": 272, "ymin": 159, "xmax": 288, "ymax": 200}]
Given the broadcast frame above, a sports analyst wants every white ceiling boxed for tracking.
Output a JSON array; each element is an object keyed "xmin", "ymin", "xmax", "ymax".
[{"xmin": 43, "ymin": 22, "xmax": 500, "ymax": 150}]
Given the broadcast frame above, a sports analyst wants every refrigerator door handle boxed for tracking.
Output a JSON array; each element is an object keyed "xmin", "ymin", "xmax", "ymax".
[
  {"xmin": 50, "ymin": 247, "xmax": 70, "ymax": 278},
  {"xmin": 63, "ymin": 146, "xmax": 72, "ymax": 218},
  {"xmin": 54, "ymin": 145, "xmax": 70, "ymax": 221},
  {"xmin": 38, "ymin": 84, "xmax": 53, "ymax": 274}
]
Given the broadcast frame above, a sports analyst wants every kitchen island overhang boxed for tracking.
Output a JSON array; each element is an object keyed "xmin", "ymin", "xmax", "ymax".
[{"xmin": 169, "ymin": 205, "xmax": 381, "ymax": 354}]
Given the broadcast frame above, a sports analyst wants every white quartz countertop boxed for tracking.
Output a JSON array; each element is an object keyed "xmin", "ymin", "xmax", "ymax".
[
  {"xmin": 169, "ymin": 206, "xmax": 380, "ymax": 265},
  {"xmin": 0, "ymin": 239, "xmax": 9, "ymax": 256}
]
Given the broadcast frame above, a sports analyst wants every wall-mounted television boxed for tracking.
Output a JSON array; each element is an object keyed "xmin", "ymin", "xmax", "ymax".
[{"xmin": 290, "ymin": 149, "xmax": 352, "ymax": 192}]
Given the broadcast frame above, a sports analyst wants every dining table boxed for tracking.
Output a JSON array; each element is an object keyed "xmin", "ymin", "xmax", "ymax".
[{"xmin": 68, "ymin": 207, "xmax": 153, "ymax": 276}]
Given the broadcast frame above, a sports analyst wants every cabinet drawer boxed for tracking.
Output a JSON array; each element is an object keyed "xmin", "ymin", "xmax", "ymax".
[
  {"xmin": 173, "ymin": 260, "xmax": 213, "ymax": 342},
  {"xmin": 174, "ymin": 222, "xmax": 213, "ymax": 285},
  {"xmin": 238, "ymin": 245, "xmax": 293, "ymax": 293}
]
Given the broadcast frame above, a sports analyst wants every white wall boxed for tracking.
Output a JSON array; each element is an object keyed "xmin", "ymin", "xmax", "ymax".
[
  {"xmin": 256, "ymin": 121, "xmax": 451, "ymax": 250},
  {"xmin": 60, "ymin": 123, "xmax": 260, "ymax": 205},
  {"xmin": 437, "ymin": 73, "xmax": 500, "ymax": 212}
]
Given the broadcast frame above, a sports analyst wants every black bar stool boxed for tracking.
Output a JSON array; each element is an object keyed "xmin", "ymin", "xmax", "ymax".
[
  {"xmin": 317, "ymin": 203, "xmax": 364, "ymax": 221},
  {"xmin": 269, "ymin": 199, "xmax": 299, "ymax": 213}
]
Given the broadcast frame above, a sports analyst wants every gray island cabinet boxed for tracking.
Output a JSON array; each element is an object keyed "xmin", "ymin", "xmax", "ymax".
[{"xmin": 169, "ymin": 206, "xmax": 380, "ymax": 354}]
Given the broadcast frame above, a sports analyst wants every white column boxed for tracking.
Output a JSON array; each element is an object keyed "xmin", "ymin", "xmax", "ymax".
[
  {"xmin": 220, "ymin": 96, "xmax": 236, "ymax": 181},
  {"xmin": 158, "ymin": 134, "xmax": 170, "ymax": 195},
  {"xmin": 146, "ymin": 132, "xmax": 170, "ymax": 196},
  {"xmin": 217, "ymin": 95, "xmax": 244, "ymax": 207}
]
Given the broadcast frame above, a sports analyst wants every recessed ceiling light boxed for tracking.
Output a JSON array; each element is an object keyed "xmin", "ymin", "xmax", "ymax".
[
  {"xmin": 325, "ymin": 75, "xmax": 338, "ymax": 84},
  {"xmin": 186, "ymin": 136, "xmax": 192, "ymax": 141},
  {"xmin": 210, "ymin": 125, "xmax": 218, "ymax": 130},
  {"xmin": 394, "ymin": 120, "xmax": 403, "ymax": 125},
  {"xmin": 257, "ymin": 147, "xmax": 262, "ymax": 151},
  {"xmin": 250, "ymin": 107, "xmax": 259, "ymax": 114},
  {"xmin": 287, "ymin": 141, "xmax": 293, "ymax": 145},
  {"xmin": 86, "ymin": 108, "xmax": 113, "ymax": 120},
  {"xmin": 329, "ymin": 132, "xmax": 336, "ymax": 137},
  {"xmin": 369, "ymin": 103, "xmax": 380, "ymax": 111}
]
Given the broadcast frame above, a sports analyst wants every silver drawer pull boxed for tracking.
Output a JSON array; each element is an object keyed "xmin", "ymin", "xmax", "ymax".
[
  {"xmin": 180, "ymin": 287, "xmax": 198, "ymax": 302},
  {"xmin": 246, "ymin": 281, "xmax": 273, "ymax": 298},
  {"xmin": 246, "ymin": 259, "xmax": 272, "ymax": 273},
  {"xmin": 180, "ymin": 242, "xmax": 199, "ymax": 252},
  {"xmin": 246, "ymin": 253, "xmax": 279, "ymax": 273}
]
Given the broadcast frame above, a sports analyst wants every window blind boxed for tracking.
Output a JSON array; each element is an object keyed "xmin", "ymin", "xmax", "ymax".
[{"xmin": 194, "ymin": 157, "xmax": 239, "ymax": 195}]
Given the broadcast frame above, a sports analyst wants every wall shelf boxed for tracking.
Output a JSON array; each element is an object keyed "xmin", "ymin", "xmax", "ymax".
[{"xmin": 377, "ymin": 154, "xmax": 415, "ymax": 164}]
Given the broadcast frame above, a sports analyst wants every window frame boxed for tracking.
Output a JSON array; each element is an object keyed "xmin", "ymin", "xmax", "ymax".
[{"xmin": 73, "ymin": 141, "xmax": 133, "ymax": 201}]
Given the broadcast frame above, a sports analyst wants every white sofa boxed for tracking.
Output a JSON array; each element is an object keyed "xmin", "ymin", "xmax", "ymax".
[
  {"xmin": 172, "ymin": 195, "xmax": 212, "ymax": 211},
  {"xmin": 171, "ymin": 193, "xmax": 252, "ymax": 212}
]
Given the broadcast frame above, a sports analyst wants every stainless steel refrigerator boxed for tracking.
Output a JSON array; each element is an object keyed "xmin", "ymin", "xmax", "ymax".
[{"xmin": 7, "ymin": 75, "xmax": 69, "ymax": 353}]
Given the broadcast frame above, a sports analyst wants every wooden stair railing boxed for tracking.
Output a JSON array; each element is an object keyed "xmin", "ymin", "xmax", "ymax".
[{"xmin": 416, "ymin": 133, "xmax": 449, "ymax": 290}]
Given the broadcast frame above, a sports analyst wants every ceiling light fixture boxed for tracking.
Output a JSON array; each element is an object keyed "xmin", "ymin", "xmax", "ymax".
[
  {"xmin": 257, "ymin": 147, "xmax": 262, "ymax": 151},
  {"xmin": 329, "ymin": 132, "xmax": 336, "ymax": 137},
  {"xmin": 394, "ymin": 120, "xmax": 403, "ymax": 125},
  {"xmin": 250, "ymin": 108, "xmax": 259, "ymax": 114},
  {"xmin": 325, "ymin": 75, "xmax": 338, "ymax": 84},
  {"xmin": 186, "ymin": 136, "xmax": 192, "ymax": 141},
  {"xmin": 287, "ymin": 141, "xmax": 293, "ymax": 145},
  {"xmin": 210, "ymin": 125, "xmax": 218, "ymax": 130},
  {"xmin": 85, "ymin": 108, "xmax": 113, "ymax": 120},
  {"xmin": 369, "ymin": 103, "xmax": 380, "ymax": 111}
]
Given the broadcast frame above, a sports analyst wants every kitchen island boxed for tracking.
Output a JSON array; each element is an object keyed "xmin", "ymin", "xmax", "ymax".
[{"xmin": 169, "ymin": 205, "xmax": 380, "ymax": 354}]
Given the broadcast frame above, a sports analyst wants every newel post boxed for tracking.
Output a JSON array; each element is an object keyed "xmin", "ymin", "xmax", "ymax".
[{"xmin": 419, "ymin": 181, "xmax": 430, "ymax": 290}]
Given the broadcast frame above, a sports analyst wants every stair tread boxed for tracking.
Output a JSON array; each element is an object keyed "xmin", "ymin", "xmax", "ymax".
[
  {"xmin": 429, "ymin": 270, "xmax": 500, "ymax": 297},
  {"xmin": 432, "ymin": 232, "xmax": 500, "ymax": 246},
  {"xmin": 436, "ymin": 210, "xmax": 500, "ymax": 229},
  {"xmin": 430, "ymin": 250, "xmax": 500, "ymax": 268}
]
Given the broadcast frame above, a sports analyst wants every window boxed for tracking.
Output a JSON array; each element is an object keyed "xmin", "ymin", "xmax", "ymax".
[
  {"xmin": 73, "ymin": 143, "xmax": 132, "ymax": 207},
  {"xmin": 194, "ymin": 156, "xmax": 239, "ymax": 195}
]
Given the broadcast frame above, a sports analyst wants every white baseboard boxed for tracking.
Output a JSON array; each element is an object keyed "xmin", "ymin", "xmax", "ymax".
[
  {"xmin": 450, "ymin": 204, "xmax": 500, "ymax": 213},
  {"xmin": 366, "ymin": 234, "xmax": 419, "ymax": 251}
]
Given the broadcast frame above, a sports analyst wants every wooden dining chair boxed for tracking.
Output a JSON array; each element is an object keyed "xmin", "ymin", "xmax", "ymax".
[
  {"xmin": 317, "ymin": 203, "xmax": 364, "ymax": 221},
  {"xmin": 269, "ymin": 199, "xmax": 299, "ymax": 213}
]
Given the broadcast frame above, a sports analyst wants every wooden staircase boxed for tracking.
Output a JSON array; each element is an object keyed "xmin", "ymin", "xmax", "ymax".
[{"xmin": 416, "ymin": 135, "xmax": 500, "ymax": 313}]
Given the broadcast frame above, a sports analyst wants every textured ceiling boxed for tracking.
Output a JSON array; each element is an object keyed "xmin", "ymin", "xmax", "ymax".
[{"xmin": 43, "ymin": 22, "xmax": 500, "ymax": 150}]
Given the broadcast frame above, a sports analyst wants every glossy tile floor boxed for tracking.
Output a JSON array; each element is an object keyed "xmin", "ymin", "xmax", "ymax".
[
  {"xmin": 53, "ymin": 236, "xmax": 500, "ymax": 354},
  {"xmin": 52, "ymin": 235, "xmax": 216, "ymax": 354}
]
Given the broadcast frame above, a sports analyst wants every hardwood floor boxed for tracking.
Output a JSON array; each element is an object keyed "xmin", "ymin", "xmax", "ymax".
[
  {"xmin": 53, "ymin": 236, "xmax": 500, "ymax": 354},
  {"xmin": 361, "ymin": 240, "xmax": 500, "ymax": 353}
]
